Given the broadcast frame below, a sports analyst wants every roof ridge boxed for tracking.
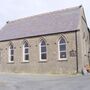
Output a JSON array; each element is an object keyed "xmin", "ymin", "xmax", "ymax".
[{"xmin": 8, "ymin": 5, "xmax": 82, "ymax": 24}]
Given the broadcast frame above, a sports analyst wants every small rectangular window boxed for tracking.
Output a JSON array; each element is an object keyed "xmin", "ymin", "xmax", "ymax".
[
  {"xmin": 41, "ymin": 53, "xmax": 46, "ymax": 59},
  {"xmin": 11, "ymin": 56, "xmax": 14, "ymax": 61},
  {"xmin": 25, "ymin": 55, "xmax": 29, "ymax": 60},
  {"xmin": 41, "ymin": 47, "xmax": 46, "ymax": 52},
  {"xmin": 11, "ymin": 50, "xmax": 14, "ymax": 55},
  {"xmin": 25, "ymin": 49, "xmax": 29, "ymax": 53},
  {"xmin": 60, "ymin": 45, "xmax": 66, "ymax": 51},
  {"xmin": 60, "ymin": 52, "xmax": 66, "ymax": 58}
]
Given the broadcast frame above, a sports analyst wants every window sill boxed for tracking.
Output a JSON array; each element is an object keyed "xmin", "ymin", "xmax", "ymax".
[
  {"xmin": 21, "ymin": 61, "xmax": 29, "ymax": 63},
  {"xmin": 38, "ymin": 60, "xmax": 47, "ymax": 63},
  {"xmin": 7, "ymin": 61, "xmax": 14, "ymax": 64},
  {"xmin": 58, "ymin": 59, "xmax": 67, "ymax": 61}
]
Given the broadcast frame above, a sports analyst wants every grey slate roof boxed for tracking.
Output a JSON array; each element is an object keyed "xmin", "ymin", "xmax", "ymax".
[{"xmin": 0, "ymin": 6, "xmax": 81, "ymax": 41}]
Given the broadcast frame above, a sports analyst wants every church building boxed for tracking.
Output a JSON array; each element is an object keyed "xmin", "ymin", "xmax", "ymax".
[{"xmin": 0, "ymin": 5, "xmax": 89, "ymax": 74}]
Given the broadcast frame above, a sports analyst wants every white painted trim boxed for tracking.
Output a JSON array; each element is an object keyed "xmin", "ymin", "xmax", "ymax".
[
  {"xmin": 39, "ymin": 40, "xmax": 47, "ymax": 61},
  {"xmin": 39, "ymin": 42, "xmax": 42, "ymax": 61},
  {"xmin": 58, "ymin": 38, "xmax": 67, "ymax": 60},
  {"xmin": 23, "ymin": 44, "xmax": 25, "ymax": 62},
  {"xmin": 8, "ymin": 46, "xmax": 14, "ymax": 63},
  {"xmin": 23, "ymin": 43, "xmax": 29, "ymax": 62},
  {"xmin": 58, "ymin": 58, "xmax": 67, "ymax": 61}
]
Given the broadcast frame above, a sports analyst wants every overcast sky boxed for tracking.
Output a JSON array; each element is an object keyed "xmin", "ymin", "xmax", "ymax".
[{"xmin": 0, "ymin": 0, "xmax": 90, "ymax": 28}]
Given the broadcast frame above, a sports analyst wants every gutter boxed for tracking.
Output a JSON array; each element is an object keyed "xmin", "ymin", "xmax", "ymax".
[{"xmin": 0, "ymin": 30, "xmax": 79, "ymax": 42}]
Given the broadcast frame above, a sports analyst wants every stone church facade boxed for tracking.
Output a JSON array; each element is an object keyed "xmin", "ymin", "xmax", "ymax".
[{"xmin": 0, "ymin": 5, "xmax": 89, "ymax": 74}]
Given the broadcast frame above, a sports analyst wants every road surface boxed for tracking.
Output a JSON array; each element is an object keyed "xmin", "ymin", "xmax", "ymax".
[{"xmin": 0, "ymin": 73, "xmax": 90, "ymax": 90}]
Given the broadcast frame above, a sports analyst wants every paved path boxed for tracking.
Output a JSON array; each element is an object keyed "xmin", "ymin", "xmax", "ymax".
[{"xmin": 0, "ymin": 74, "xmax": 90, "ymax": 90}]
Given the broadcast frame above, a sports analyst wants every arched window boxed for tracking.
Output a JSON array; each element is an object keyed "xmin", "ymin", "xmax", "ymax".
[
  {"xmin": 40, "ymin": 40, "xmax": 47, "ymax": 61},
  {"xmin": 9, "ymin": 43, "xmax": 14, "ymax": 62},
  {"xmin": 58, "ymin": 37, "xmax": 67, "ymax": 60},
  {"xmin": 23, "ymin": 41, "xmax": 29, "ymax": 62}
]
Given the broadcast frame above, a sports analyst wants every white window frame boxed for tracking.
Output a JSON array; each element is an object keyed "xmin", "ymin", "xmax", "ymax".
[
  {"xmin": 23, "ymin": 42, "xmax": 29, "ymax": 62},
  {"xmin": 58, "ymin": 38, "xmax": 67, "ymax": 60},
  {"xmin": 8, "ymin": 44, "xmax": 14, "ymax": 63},
  {"xmin": 39, "ymin": 40, "xmax": 47, "ymax": 61}
]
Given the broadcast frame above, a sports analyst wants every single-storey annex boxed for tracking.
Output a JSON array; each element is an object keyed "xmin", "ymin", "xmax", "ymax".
[{"xmin": 0, "ymin": 5, "xmax": 89, "ymax": 74}]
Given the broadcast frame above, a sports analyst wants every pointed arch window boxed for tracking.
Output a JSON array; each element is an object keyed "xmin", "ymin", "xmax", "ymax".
[
  {"xmin": 9, "ymin": 43, "xmax": 14, "ymax": 62},
  {"xmin": 40, "ymin": 40, "xmax": 47, "ymax": 61},
  {"xmin": 23, "ymin": 41, "xmax": 29, "ymax": 62},
  {"xmin": 58, "ymin": 37, "xmax": 67, "ymax": 60}
]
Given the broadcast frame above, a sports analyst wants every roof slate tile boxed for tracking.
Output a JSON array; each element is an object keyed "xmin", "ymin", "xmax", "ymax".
[{"xmin": 0, "ymin": 6, "xmax": 81, "ymax": 41}]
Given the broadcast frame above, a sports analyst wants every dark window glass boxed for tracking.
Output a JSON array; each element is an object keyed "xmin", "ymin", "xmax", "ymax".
[
  {"xmin": 41, "ymin": 53, "xmax": 46, "ymax": 59},
  {"xmin": 24, "ymin": 42, "xmax": 28, "ymax": 47},
  {"xmin": 9, "ymin": 44, "xmax": 14, "ymax": 62},
  {"xmin": 41, "ymin": 47, "xmax": 46, "ymax": 52},
  {"xmin": 11, "ymin": 50, "xmax": 14, "ymax": 55},
  {"xmin": 11, "ymin": 56, "xmax": 14, "ymax": 61},
  {"xmin": 60, "ymin": 45, "xmax": 66, "ymax": 51},
  {"xmin": 41, "ymin": 40, "xmax": 46, "ymax": 45},
  {"xmin": 60, "ymin": 52, "xmax": 66, "ymax": 58},
  {"xmin": 59, "ymin": 37, "xmax": 67, "ymax": 59},
  {"xmin": 60, "ymin": 38, "xmax": 65, "ymax": 44},
  {"xmin": 40, "ymin": 40, "xmax": 47, "ymax": 60},
  {"xmin": 23, "ymin": 42, "xmax": 29, "ymax": 61},
  {"xmin": 25, "ymin": 48, "xmax": 29, "ymax": 53},
  {"xmin": 25, "ymin": 55, "xmax": 29, "ymax": 60}
]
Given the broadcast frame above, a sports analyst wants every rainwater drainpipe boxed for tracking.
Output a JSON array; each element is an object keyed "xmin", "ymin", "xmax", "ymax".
[{"xmin": 75, "ymin": 31, "xmax": 79, "ymax": 73}]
